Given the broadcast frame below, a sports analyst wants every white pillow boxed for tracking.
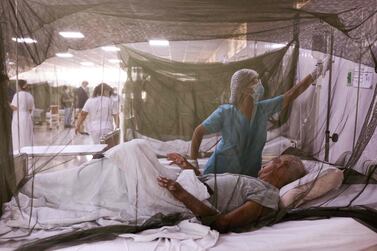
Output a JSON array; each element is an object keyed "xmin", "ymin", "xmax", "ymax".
[{"xmin": 279, "ymin": 161, "xmax": 344, "ymax": 208}]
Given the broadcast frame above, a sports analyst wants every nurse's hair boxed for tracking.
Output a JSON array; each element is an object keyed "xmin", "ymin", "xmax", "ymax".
[
  {"xmin": 93, "ymin": 83, "xmax": 112, "ymax": 97},
  {"xmin": 17, "ymin": 79, "xmax": 28, "ymax": 90},
  {"xmin": 229, "ymin": 69, "xmax": 259, "ymax": 106}
]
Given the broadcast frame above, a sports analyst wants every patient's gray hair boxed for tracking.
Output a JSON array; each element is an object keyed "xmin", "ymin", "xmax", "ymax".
[{"xmin": 281, "ymin": 155, "xmax": 306, "ymax": 184}]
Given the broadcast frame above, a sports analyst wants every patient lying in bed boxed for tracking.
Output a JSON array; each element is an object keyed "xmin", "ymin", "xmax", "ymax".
[
  {"xmin": 160, "ymin": 152, "xmax": 306, "ymax": 232},
  {"xmin": 1, "ymin": 139, "xmax": 306, "ymax": 233}
]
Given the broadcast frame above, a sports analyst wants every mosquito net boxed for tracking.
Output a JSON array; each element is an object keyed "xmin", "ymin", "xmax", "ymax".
[{"xmin": 0, "ymin": 0, "xmax": 376, "ymax": 250}]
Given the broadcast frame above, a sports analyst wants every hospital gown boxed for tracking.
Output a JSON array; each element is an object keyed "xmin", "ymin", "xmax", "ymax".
[
  {"xmin": 202, "ymin": 95, "xmax": 283, "ymax": 177},
  {"xmin": 201, "ymin": 173, "xmax": 279, "ymax": 213}
]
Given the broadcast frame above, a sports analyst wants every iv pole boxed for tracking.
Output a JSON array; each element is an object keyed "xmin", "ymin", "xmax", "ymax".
[{"xmin": 324, "ymin": 28, "xmax": 334, "ymax": 162}]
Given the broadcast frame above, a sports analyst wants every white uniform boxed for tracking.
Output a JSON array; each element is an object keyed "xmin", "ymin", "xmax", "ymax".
[
  {"xmin": 11, "ymin": 91, "xmax": 34, "ymax": 151},
  {"xmin": 82, "ymin": 96, "xmax": 118, "ymax": 143},
  {"xmin": 111, "ymin": 93, "xmax": 123, "ymax": 112}
]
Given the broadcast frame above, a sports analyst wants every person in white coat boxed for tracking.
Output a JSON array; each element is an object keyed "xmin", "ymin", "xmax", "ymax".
[
  {"xmin": 10, "ymin": 80, "xmax": 35, "ymax": 151},
  {"xmin": 75, "ymin": 83, "xmax": 119, "ymax": 143}
]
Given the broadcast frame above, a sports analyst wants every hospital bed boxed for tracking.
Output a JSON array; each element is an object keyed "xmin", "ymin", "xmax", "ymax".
[
  {"xmin": 2, "ymin": 147, "xmax": 376, "ymax": 250},
  {"xmin": 10, "ymin": 129, "xmax": 120, "ymax": 184}
]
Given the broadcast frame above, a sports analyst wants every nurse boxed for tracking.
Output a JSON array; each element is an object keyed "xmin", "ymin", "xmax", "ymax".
[
  {"xmin": 10, "ymin": 80, "xmax": 35, "ymax": 151},
  {"xmin": 75, "ymin": 83, "xmax": 119, "ymax": 143},
  {"xmin": 190, "ymin": 63, "xmax": 327, "ymax": 177}
]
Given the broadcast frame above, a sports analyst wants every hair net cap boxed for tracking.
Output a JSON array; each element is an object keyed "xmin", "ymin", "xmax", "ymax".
[{"xmin": 229, "ymin": 69, "xmax": 259, "ymax": 104}]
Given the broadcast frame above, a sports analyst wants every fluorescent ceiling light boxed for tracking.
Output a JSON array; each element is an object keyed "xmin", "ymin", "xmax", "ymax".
[
  {"xmin": 80, "ymin": 61, "xmax": 94, "ymax": 66},
  {"xmin": 149, "ymin": 40, "xmax": 169, "ymax": 46},
  {"xmin": 8, "ymin": 61, "xmax": 15, "ymax": 65},
  {"xmin": 59, "ymin": 31, "xmax": 84, "ymax": 38},
  {"xmin": 12, "ymin": 37, "xmax": 37, "ymax": 43},
  {"xmin": 270, "ymin": 43, "xmax": 286, "ymax": 49},
  {"xmin": 108, "ymin": 59, "xmax": 122, "ymax": 64},
  {"xmin": 55, "ymin": 53, "xmax": 73, "ymax": 58},
  {"xmin": 101, "ymin": 46, "xmax": 120, "ymax": 52}
]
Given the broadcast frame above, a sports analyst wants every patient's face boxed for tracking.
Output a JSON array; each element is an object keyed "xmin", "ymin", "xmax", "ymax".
[{"xmin": 258, "ymin": 157, "xmax": 287, "ymax": 180}]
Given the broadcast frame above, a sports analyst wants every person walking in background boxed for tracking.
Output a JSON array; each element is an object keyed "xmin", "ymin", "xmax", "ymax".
[
  {"xmin": 61, "ymin": 85, "xmax": 74, "ymax": 128},
  {"xmin": 76, "ymin": 81, "xmax": 89, "ymax": 109},
  {"xmin": 75, "ymin": 83, "xmax": 119, "ymax": 143},
  {"xmin": 75, "ymin": 81, "xmax": 89, "ymax": 134},
  {"xmin": 111, "ymin": 87, "xmax": 123, "ymax": 113},
  {"xmin": 10, "ymin": 79, "xmax": 34, "ymax": 151}
]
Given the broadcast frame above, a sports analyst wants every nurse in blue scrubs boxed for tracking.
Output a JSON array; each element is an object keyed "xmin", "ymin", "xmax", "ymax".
[{"xmin": 190, "ymin": 64, "xmax": 327, "ymax": 177}]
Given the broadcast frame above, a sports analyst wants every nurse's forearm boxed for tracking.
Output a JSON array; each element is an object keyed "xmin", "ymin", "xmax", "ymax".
[
  {"xmin": 113, "ymin": 114, "xmax": 120, "ymax": 128},
  {"xmin": 283, "ymin": 74, "xmax": 314, "ymax": 108},
  {"xmin": 75, "ymin": 112, "xmax": 87, "ymax": 133},
  {"xmin": 190, "ymin": 124, "xmax": 206, "ymax": 159}
]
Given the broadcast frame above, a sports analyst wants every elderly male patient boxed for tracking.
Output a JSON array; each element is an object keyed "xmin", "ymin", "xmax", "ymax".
[
  {"xmin": 3, "ymin": 140, "xmax": 306, "ymax": 233},
  {"xmin": 158, "ymin": 153, "xmax": 306, "ymax": 233}
]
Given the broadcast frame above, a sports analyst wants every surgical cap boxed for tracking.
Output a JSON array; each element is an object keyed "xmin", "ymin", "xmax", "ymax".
[{"xmin": 229, "ymin": 69, "xmax": 259, "ymax": 104}]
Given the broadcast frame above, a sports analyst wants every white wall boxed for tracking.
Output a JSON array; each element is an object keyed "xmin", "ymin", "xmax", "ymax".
[{"xmin": 291, "ymin": 49, "xmax": 376, "ymax": 165}]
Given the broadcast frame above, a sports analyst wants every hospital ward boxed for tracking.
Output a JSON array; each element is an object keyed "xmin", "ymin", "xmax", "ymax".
[{"xmin": 1, "ymin": 0, "xmax": 377, "ymax": 250}]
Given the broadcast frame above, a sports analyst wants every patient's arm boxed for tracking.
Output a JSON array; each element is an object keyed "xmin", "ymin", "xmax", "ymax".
[
  {"xmin": 212, "ymin": 200, "xmax": 267, "ymax": 233},
  {"xmin": 157, "ymin": 176, "xmax": 218, "ymax": 216},
  {"xmin": 157, "ymin": 176, "xmax": 267, "ymax": 233},
  {"xmin": 167, "ymin": 153, "xmax": 201, "ymax": 176}
]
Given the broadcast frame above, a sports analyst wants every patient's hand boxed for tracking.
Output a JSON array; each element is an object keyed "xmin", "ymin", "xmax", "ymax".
[
  {"xmin": 167, "ymin": 153, "xmax": 193, "ymax": 170},
  {"xmin": 157, "ymin": 176, "xmax": 187, "ymax": 201}
]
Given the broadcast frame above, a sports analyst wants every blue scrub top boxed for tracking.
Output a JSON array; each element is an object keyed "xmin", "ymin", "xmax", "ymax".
[{"xmin": 202, "ymin": 95, "xmax": 284, "ymax": 177}]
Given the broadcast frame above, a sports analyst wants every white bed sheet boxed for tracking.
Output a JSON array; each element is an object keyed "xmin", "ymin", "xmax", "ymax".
[{"xmin": 30, "ymin": 218, "xmax": 376, "ymax": 251}]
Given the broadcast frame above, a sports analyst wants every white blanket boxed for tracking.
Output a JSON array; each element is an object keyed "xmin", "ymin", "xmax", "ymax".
[
  {"xmin": 1, "ymin": 140, "xmax": 193, "ymax": 231},
  {"xmin": 130, "ymin": 131, "xmax": 292, "ymax": 158},
  {"xmin": 120, "ymin": 220, "xmax": 219, "ymax": 251},
  {"xmin": 132, "ymin": 131, "xmax": 221, "ymax": 156}
]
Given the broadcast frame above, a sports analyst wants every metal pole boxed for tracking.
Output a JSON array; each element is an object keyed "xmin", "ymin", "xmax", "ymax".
[
  {"xmin": 0, "ymin": 6, "xmax": 16, "ymax": 213},
  {"xmin": 352, "ymin": 42, "xmax": 362, "ymax": 150},
  {"xmin": 324, "ymin": 29, "xmax": 334, "ymax": 162}
]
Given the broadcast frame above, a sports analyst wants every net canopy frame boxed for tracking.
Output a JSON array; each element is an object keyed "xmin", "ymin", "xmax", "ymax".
[{"xmin": 0, "ymin": 0, "xmax": 377, "ymax": 249}]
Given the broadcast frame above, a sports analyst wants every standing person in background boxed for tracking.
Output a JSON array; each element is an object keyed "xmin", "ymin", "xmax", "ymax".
[
  {"xmin": 61, "ymin": 85, "xmax": 74, "ymax": 128},
  {"xmin": 75, "ymin": 83, "xmax": 119, "ymax": 143},
  {"xmin": 10, "ymin": 80, "xmax": 34, "ymax": 151},
  {"xmin": 75, "ymin": 81, "xmax": 89, "ymax": 134},
  {"xmin": 76, "ymin": 81, "xmax": 89, "ymax": 109},
  {"xmin": 111, "ymin": 87, "xmax": 123, "ymax": 113}
]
